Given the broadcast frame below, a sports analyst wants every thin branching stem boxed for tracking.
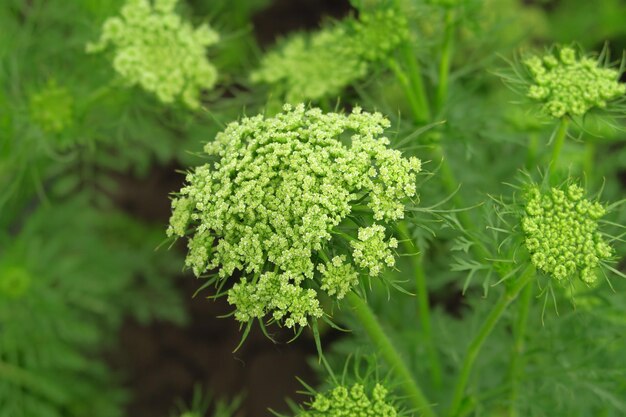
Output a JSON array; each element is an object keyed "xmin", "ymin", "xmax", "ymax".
[
  {"xmin": 345, "ymin": 292, "xmax": 437, "ymax": 417},
  {"xmin": 401, "ymin": 42, "xmax": 432, "ymax": 123},
  {"xmin": 526, "ymin": 132, "xmax": 539, "ymax": 170},
  {"xmin": 507, "ymin": 280, "xmax": 534, "ymax": 417},
  {"xmin": 583, "ymin": 140, "xmax": 596, "ymax": 181},
  {"xmin": 435, "ymin": 9, "xmax": 455, "ymax": 113},
  {"xmin": 447, "ymin": 264, "xmax": 536, "ymax": 417},
  {"xmin": 549, "ymin": 116, "xmax": 570, "ymax": 179},
  {"xmin": 388, "ymin": 58, "xmax": 427, "ymax": 125},
  {"xmin": 397, "ymin": 220, "xmax": 443, "ymax": 389}
]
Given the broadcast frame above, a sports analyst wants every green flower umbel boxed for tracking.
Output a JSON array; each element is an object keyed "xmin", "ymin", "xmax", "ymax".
[
  {"xmin": 29, "ymin": 80, "xmax": 74, "ymax": 133},
  {"xmin": 296, "ymin": 383, "xmax": 401, "ymax": 417},
  {"xmin": 251, "ymin": 8, "xmax": 408, "ymax": 103},
  {"xmin": 521, "ymin": 184, "xmax": 613, "ymax": 284},
  {"xmin": 524, "ymin": 46, "xmax": 625, "ymax": 118},
  {"xmin": 88, "ymin": 0, "xmax": 219, "ymax": 109},
  {"xmin": 168, "ymin": 104, "xmax": 421, "ymax": 328}
]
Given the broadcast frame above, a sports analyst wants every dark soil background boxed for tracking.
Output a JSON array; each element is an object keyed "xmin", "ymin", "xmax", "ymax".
[{"xmin": 108, "ymin": 2, "xmax": 351, "ymax": 416}]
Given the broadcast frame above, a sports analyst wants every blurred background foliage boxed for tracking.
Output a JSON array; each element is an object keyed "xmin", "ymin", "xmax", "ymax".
[{"xmin": 1, "ymin": 0, "xmax": 625, "ymax": 416}]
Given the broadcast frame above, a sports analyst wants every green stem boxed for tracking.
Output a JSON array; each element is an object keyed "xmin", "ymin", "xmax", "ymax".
[
  {"xmin": 397, "ymin": 221, "xmax": 442, "ymax": 389},
  {"xmin": 435, "ymin": 9, "xmax": 455, "ymax": 113},
  {"xmin": 548, "ymin": 117, "xmax": 570, "ymax": 179},
  {"xmin": 401, "ymin": 43, "xmax": 431, "ymax": 123},
  {"xmin": 507, "ymin": 280, "xmax": 534, "ymax": 417},
  {"xmin": 345, "ymin": 292, "xmax": 437, "ymax": 417},
  {"xmin": 387, "ymin": 58, "xmax": 426, "ymax": 125},
  {"xmin": 526, "ymin": 133, "xmax": 539, "ymax": 170},
  {"xmin": 583, "ymin": 140, "xmax": 595, "ymax": 180},
  {"xmin": 447, "ymin": 265, "xmax": 536, "ymax": 417}
]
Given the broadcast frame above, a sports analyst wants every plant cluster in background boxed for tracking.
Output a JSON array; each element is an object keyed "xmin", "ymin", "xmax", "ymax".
[{"xmin": 1, "ymin": 0, "xmax": 626, "ymax": 416}]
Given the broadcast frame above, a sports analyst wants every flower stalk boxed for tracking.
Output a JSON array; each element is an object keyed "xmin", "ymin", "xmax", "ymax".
[
  {"xmin": 435, "ymin": 9, "xmax": 455, "ymax": 113},
  {"xmin": 397, "ymin": 221, "xmax": 442, "ymax": 389},
  {"xmin": 507, "ymin": 280, "xmax": 534, "ymax": 417},
  {"xmin": 548, "ymin": 116, "xmax": 570, "ymax": 178},
  {"xmin": 447, "ymin": 264, "xmax": 536, "ymax": 417},
  {"xmin": 345, "ymin": 291, "xmax": 437, "ymax": 417}
]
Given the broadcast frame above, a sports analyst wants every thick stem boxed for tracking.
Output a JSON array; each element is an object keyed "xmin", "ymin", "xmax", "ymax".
[
  {"xmin": 435, "ymin": 9, "xmax": 455, "ymax": 113},
  {"xmin": 397, "ymin": 221, "xmax": 442, "ymax": 388},
  {"xmin": 447, "ymin": 265, "xmax": 536, "ymax": 417},
  {"xmin": 401, "ymin": 43, "xmax": 432, "ymax": 123},
  {"xmin": 387, "ymin": 58, "xmax": 427, "ymax": 125},
  {"xmin": 583, "ymin": 140, "xmax": 595, "ymax": 180},
  {"xmin": 548, "ymin": 117, "xmax": 570, "ymax": 178},
  {"xmin": 526, "ymin": 133, "xmax": 539, "ymax": 170},
  {"xmin": 507, "ymin": 280, "xmax": 534, "ymax": 417},
  {"xmin": 345, "ymin": 292, "xmax": 437, "ymax": 417}
]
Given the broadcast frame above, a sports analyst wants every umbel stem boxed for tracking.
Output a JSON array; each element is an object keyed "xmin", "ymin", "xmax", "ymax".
[
  {"xmin": 447, "ymin": 264, "xmax": 536, "ymax": 417},
  {"xmin": 435, "ymin": 9, "xmax": 455, "ymax": 113},
  {"xmin": 548, "ymin": 116, "xmax": 570, "ymax": 179},
  {"xmin": 345, "ymin": 292, "xmax": 437, "ymax": 417},
  {"xmin": 507, "ymin": 280, "xmax": 534, "ymax": 417},
  {"xmin": 397, "ymin": 221, "xmax": 442, "ymax": 388}
]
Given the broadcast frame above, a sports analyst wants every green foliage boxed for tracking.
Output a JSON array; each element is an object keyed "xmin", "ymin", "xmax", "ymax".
[
  {"xmin": 0, "ymin": 199, "xmax": 186, "ymax": 417},
  {"xmin": 2, "ymin": 0, "xmax": 626, "ymax": 416}
]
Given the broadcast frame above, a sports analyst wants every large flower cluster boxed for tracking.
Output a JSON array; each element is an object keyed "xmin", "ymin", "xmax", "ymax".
[
  {"xmin": 524, "ymin": 47, "xmax": 625, "ymax": 118},
  {"xmin": 297, "ymin": 383, "xmax": 401, "ymax": 417},
  {"xmin": 168, "ymin": 104, "xmax": 421, "ymax": 327},
  {"xmin": 521, "ymin": 184, "xmax": 613, "ymax": 284},
  {"xmin": 251, "ymin": 8, "xmax": 408, "ymax": 102},
  {"xmin": 87, "ymin": 0, "xmax": 219, "ymax": 109}
]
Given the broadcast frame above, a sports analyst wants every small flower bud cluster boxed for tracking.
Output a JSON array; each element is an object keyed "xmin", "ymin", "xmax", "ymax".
[
  {"xmin": 0, "ymin": 265, "xmax": 31, "ymax": 299},
  {"xmin": 251, "ymin": 8, "xmax": 408, "ymax": 102},
  {"xmin": 351, "ymin": 225, "xmax": 398, "ymax": 277},
  {"xmin": 29, "ymin": 80, "xmax": 73, "ymax": 133},
  {"xmin": 524, "ymin": 47, "xmax": 625, "ymax": 118},
  {"xmin": 298, "ymin": 383, "xmax": 400, "ymax": 417},
  {"xmin": 87, "ymin": 0, "xmax": 219, "ymax": 109},
  {"xmin": 168, "ymin": 104, "xmax": 421, "ymax": 327},
  {"xmin": 318, "ymin": 255, "xmax": 359, "ymax": 300},
  {"xmin": 522, "ymin": 184, "xmax": 613, "ymax": 284}
]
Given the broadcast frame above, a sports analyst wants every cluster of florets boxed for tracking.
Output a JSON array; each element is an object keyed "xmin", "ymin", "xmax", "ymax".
[
  {"xmin": 521, "ymin": 184, "xmax": 613, "ymax": 284},
  {"xmin": 168, "ymin": 104, "xmax": 421, "ymax": 327},
  {"xmin": 87, "ymin": 0, "xmax": 219, "ymax": 109},
  {"xmin": 524, "ymin": 47, "xmax": 625, "ymax": 118},
  {"xmin": 251, "ymin": 8, "xmax": 408, "ymax": 102},
  {"xmin": 297, "ymin": 383, "xmax": 400, "ymax": 417},
  {"xmin": 29, "ymin": 80, "xmax": 73, "ymax": 133}
]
